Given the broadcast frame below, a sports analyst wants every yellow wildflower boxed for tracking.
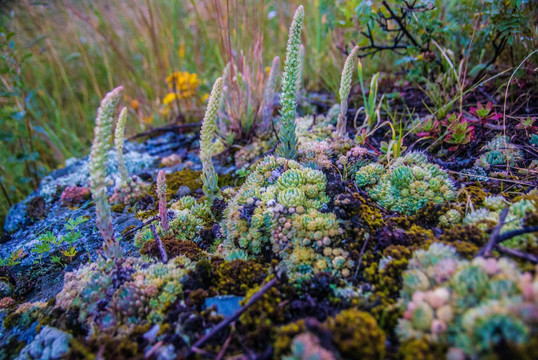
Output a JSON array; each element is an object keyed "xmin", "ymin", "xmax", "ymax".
[
  {"xmin": 163, "ymin": 92, "xmax": 178, "ymax": 105},
  {"xmin": 178, "ymin": 44, "xmax": 186, "ymax": 60},
  {"xmin": 165, "ymin": 71, "xmax": 200, "ymax": 100},
  {"xmin": 201, "ymin": 93, "xmax": 210, "ymax": 103}
]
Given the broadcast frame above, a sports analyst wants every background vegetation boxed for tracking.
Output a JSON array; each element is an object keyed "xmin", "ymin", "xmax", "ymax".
[{"xmin": 1, "ymin": 0, "xmax": 536, "ymax": 230}]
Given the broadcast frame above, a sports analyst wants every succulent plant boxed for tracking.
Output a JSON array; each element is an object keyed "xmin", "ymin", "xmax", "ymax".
[
  {"xmin": 397, "ymin": 243, "xmax": 538, "ymax": 358},
  {"xmin": 114, "ymin": 107, "xmax": 129, "ymax": 187},
  {"xmin": 222, "ymin": 155, "xmax": 353, "ymax": 283},
  {"xmin": 475, "ymin": 136, "xmax": 523, "ymax": 170},
  {"xmin": 463, "ymin": 195, "xmax": 537, "ymax": 249},
  {"xmin": 89, "ymin": 86, "xmax": 123, "ymax": 258},
  {"xmin": 55, "ymin": 255, "xmax": 193, "ymax": 337},
  {"xmin": 157, "ymin": 170, "xmax": 169, "ymax": 231},
  {"xmin": 276, "ymin": 6, "xmax": 304, "ymax": 160},
  {"xmin": 355, "ymin": 152, "xmax": 456, "ymax": 214},
  {"xmin": 336, "ymin": 46, "xmax": 359, "ymax": 138},
  {"xmin": 200, "ymin": 77, "xmax": 224, "ymax": 203}
]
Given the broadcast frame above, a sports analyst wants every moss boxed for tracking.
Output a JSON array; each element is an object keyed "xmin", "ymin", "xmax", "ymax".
[
  {"xmin": 398, "ymin": 338, "xmax": 448, "ymax": 360},
  {"xmin": 457, "ymin": 184, "xmax": 487, "ymax": 205},
  {"xmin": 165, "ymin": 169, "xmax": 203, "ymax": 196},
  {"xmin": 121, "ymin": 225, "xmax": 136, "ymax": 236},
  {"xmin": 218, "ymin": 171, "xmax": 243, "ymax": 188},
  {"xmin": 364, "ymin": 245, "xmax": 411, "ymax": 330},
  {"xmin": 274, "ymin": 319, "xmax": 307, "ymax": 359},
  {"xmin": 216, "ymin": 260, "xmax": 267, "ymax": 295},
  {"xmin": 438, "ymin": 225, "xmax": 486, "ymax": 259},
  {"xmin": 334, "ymin": 193, "xmax": 385, "ymax": 231},
  {"xmin": 405, "ymin": 225, "xmax": 434, "ymax": 246},
  {"xmin": 135, "ymin": 208, "xmax": 158, "ymax": 221},
  {"xmin": 239, "ymin": 281, "xmax": 287, "ymax": 350},
  {"xmin": 186, "ymin": 288, "xmax": 209, "ymax": 311},
  {"xmin": 140, "ymin": 236, "xmax": 205, "ymax": 261},
  {"xmin": 110, "ymin": 204, "xmax": 126, "ymax": 213},
  {"xmin": 413, "ymin": 202, "xmax": 449, "ymax": 228},
  {"xmin": 325, "ymin": 308, "xmax": 385, "ymax": 359}
]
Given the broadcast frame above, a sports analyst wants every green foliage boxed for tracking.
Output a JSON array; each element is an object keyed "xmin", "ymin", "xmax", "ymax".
[
  {"xmin": 276, "ymin": 6, "xmax": 305, "ymax": 160},
  {"xmin": 355, "ymin": 152, "xmax": 455, "ymax": 214},
  {"xmin": 30, "ymin": 215, "xmax": 88, "ymax": 265},
  {"xmin": 397, "ymin": 242, "xmax": 538, "ymax": 358},
  {"xmin": 357, "ymin": 63, "xmax": 381, "ymax": 130},
  {"xmin": 0, "ymin": 21, "xmax": 43, "ymax": 229},
  {"xmin": 336, "ymin": 1, "xmax": 535, "ymax": 80}
]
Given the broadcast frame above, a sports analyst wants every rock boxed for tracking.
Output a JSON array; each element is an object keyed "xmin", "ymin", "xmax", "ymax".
[
  {"xmin": 4, "ymin": 201, "xmax": 27, "ymax": 235},
  {"xmin": 204, "ymin": 295, "xmax": 243, "ymax": 317},
  {"xmin": 2, "ymin": 130, "xmax": 237, "ymax": 302}
]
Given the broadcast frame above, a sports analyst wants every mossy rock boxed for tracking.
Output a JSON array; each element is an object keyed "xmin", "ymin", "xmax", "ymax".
[{"xmin": 140, "ymin": 237, "xmax": 205, "ymax": 261}]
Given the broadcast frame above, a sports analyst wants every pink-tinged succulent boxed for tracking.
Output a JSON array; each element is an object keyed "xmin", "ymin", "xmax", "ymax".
[
  {"xmin": 61, "ymin": 186, "xmax": 91, "ymax": 205},
  {"xmin": 515, "ymin": 116, "xmax": 537, "ymax": 134},
  {"xmin": 156, "ymin": 170, "xmax": 169, "ymax": 231},
  {"xmin": 442, "ymin": 113, "xmax": 475, "ymax": 151},
  {"xmin": 469, "ymin": 102, "xmax": 502, "ymax": 124},
  {"xmin": 416, "ymin": 117, "xmax": 440, "ymax": 138}
]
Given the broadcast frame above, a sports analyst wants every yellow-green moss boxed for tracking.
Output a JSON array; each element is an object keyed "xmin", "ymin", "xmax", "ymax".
[
  {"xmin": 398, "ymin": 338, "xmax": 448, "ymax": 360},
  {"xmin": 239, "ymin": 281, "xmax": 287, "ymax": 350},
  {"xmin": 216, "ymin": 260, "xmax": 268, "ymax": 295},
  {"xmin": 325, "ymin": 308, "xmax": 386, "ymax": 359},
  {"xmin": 273, "ymin": 319, "xmax": 307, "ymax": 359},
  {"xmin": 457, "ymin": 184, "xmax": 487, "ymax": 205},
  {"xmin": 110, "ymin": 204, "xmax": 125, "ymax": 213},
  {"xmin": 438, "ymin": 225, "xmax": 486, "ymax": 259}
]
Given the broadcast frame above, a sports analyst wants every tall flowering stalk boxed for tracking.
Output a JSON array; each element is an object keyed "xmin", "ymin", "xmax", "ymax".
[
  {"xmin": 200, "ymin": 77, "xmax": 224, "ymax": 203},
  {"xmin": 90, "ymin": 86, "xmax": 123, "ymax": 258},
  {"xmin": 114, "ymin": 107, "xmax": 129, "ymax": 186},
  {"xmin": 156, "ymin": 170, "xmax": 169, "ymax": 231},
  {"xmin": 336, "ymin": 46, "xmax": 359, "ymax": 138},
  {"xmin": 276, "ymin": 5, "xmax": 304, "ymax": 160},
  {"xmin": 296, "ymin": 44, "xmax": 305, "ymax": 98}
]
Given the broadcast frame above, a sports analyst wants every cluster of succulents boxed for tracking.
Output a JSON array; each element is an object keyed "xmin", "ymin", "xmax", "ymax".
[
  {"xmin": 55, "ymin": 255, "xmax": 193, "ymax": 337},
  {"xmin": 294, "ymin": 115, "xmax": 324, "ymax": 140},
  {"xmin": 475, "ymin": 135, "xmax": 523, "ymax": 170},
  {"xmin": 134, "ymin": 195, "xmax": 209, "ymax": 248},
  {"xmin": 463, "ymin": 194, "xmax": 537, "ymax": 249},
  {"xmin": 15, "ymin": 326, "xmax": 72, "ymax": 360},
  {"xmin": 397, "ymin": 243, "xmax": 538, "ymax": 358},
  {"xmin": 222, "ymin": 155, "xmax": 353, "ymax": 283},
  {"xmin": 234, "ymin": 139, "xmax": 275, "ymax": 168},
  {"xmin": 355, "ymin": 152, "xmax": 456, "ymax": 214}
]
